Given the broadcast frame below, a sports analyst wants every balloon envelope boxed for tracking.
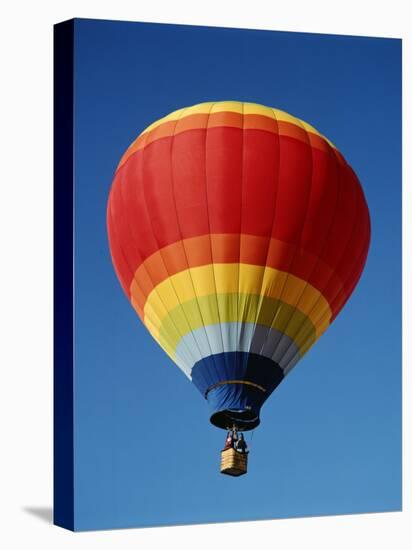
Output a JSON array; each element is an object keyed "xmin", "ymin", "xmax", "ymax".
[{"xmin": 107, "ymin": 101, "xmax": 370, "ymax": 430}]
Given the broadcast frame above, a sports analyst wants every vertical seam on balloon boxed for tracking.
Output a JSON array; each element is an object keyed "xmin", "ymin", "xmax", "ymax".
[
  {"xmin": 319, "ymin": 192, "xmax": 370, "ymax": 318},
  {"xmin": 273, "ymin": 139, "xmax": 343, "ymax": 368},
  {"xmin": 115, "ymin": 149, "xmax": 183, "ymax": 354},
  {"xmin": 106, "ymin": 187, "xmax": 130, "ymax": 296},
  {"xmin": 203, "ymin": 102, "xmax": 229, "ymax": 384},
  {"xmin": 335, "ymin": 199, "xmax": 371, "ymax": 311},
  {"xmin": 285, "ymin": 220, "xmax": 369, "ymax": 374},
  {"xmin": 298, "ymin": 158, "xmax": 364, "ymax": 330},
  {"xmin": 107, "ymin": 198, "xmax": 180, "ymax": 367},
  {"xmin": 250, "ymin": 108, "xmax": 280, "ymax": 359},
  {"xmin": 107, "ymin": 197, "xmax": 141, "ymax": 310},
  {"xmin": 329, "ymin": 233, "xmax": 369, "ymax": 316},
  {"xmin": 253, "ymin": 110, "xmax": 296, "ymax": 357},
  {"xmin": 168, "ymin": 106, "xmax": 219, "ymax": 373},
  {"xmin": 236, "ymin": 102, "xmax": 245, "ymax": 380},
  {"xmin": 283, "ymin": 155, "xmax": 364, "ymax": 373},
  {"xmin": 266, "ymin": 123, "xmax": 320, "ymax": 368},
  {"xmin": 114, "ymin": 157, "xmax": 192, "ymax": 369},
  {"xmin": 138, "ymin": 124, "xmax": 204, "ymax": 371},
  {"xmin": 261, "ymin": 119, "xmax": 315, "ymax": 365}
]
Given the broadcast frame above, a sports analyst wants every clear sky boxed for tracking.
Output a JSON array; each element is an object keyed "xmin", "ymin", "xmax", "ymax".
[{"xmin": 73, "ymin": 18, "xmax": 401, "ymax": 530}]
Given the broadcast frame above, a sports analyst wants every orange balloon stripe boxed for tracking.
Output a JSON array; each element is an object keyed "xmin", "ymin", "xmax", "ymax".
[
  {"xmin": 129, "ymin": 234, "xmax": 345, "ymax": 316},
  {"xmin": 117, "ymin": 112, "xmax": 344, "ymax": 171}
]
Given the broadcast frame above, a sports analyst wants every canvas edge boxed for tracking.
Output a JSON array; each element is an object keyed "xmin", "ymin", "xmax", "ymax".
[{"xmin": 53, "ymin": 18, "xmax": 75, "ymax": 532}]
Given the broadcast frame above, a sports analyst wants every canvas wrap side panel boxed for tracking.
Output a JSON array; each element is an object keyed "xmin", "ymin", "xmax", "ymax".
[{"xmin": 53, "ymin": 19, "xmax": 75, "ymax": 532}]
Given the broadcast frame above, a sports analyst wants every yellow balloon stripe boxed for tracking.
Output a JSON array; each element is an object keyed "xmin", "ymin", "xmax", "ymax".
[{"xmin": 143, "ymin": 263, "xmax": 331, "ymax": 339}]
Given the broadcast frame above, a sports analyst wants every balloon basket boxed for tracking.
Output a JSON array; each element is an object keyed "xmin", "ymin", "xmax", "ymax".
[{"xmin": 220, "ymin": 448, "xmax": 248, "ymax": 477}]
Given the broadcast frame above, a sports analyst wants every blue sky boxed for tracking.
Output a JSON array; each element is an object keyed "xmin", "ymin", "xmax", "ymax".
[{"xmin": 73, "ymin": 18, "xmax": 401, "ymax": 530}]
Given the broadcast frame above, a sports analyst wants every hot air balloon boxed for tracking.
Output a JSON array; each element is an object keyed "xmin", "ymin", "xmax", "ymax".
[{"xmin": 107, "ymin": 101, "xmax": 370, "ymax": 477}]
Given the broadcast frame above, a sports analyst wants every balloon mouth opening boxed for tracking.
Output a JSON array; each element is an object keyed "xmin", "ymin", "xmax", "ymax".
[{"xmin": 210, "ymin": 408, "xmax": 260, "ymax": 431}]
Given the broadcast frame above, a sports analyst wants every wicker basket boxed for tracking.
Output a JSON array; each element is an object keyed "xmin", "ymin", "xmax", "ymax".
[{"xmin": 220, "ymin": 447, "xmax": 248, "ymax": 477}]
